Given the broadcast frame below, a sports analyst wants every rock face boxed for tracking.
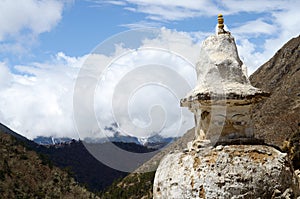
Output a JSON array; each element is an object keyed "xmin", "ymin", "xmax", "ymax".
[
  {"xmin": 250, "ymin": 35, "xmax": 300, "ymax": 146},
  {"xmin": 153, "ymin": 145, "xmax": 299, "ymax": 199}
]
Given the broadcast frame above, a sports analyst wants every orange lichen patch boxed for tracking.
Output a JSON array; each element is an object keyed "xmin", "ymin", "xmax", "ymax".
[
  {"xmin": 232, "ymin": 150, "xmax": 244, "ymax": 157},
  {"xmin": 246, "ymin": 150, "xmax": 273, "ymax": 163},
  {"xmin": 190, "ymin": 178, "xmax": 195, "ymax": 188},
  {"xmin": 179, "ymin": 153, "xmax": 187, "ymax": 165},
  {"xmin": 204, "ymin": 151, "xmax": 218, "ymax": 164},
  {"xmin": 193, "ymin": 157, "xmax": 201, "ymax": 169},
  {"xmin": 199, "ymin": 185, "xmax": 206, "ymax": 198}
]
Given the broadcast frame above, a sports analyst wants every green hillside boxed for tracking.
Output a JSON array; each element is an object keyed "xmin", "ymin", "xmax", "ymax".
[{"xmin": 0, "ymin": 130, "xmax": 98, "ymax": 199}]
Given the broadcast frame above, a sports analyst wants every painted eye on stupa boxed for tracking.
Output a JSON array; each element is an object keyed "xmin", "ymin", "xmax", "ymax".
[
  {"xmin": 231, "ymin": 114, "xmax": 246, "ymax": 120},
  {"xmin": 233, "ymin": 121, "xmax": 247, "ymax": 125}
]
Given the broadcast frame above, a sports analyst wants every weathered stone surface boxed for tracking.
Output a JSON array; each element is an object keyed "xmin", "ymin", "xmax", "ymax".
[
  {"xmin": 153, "ymin": 145, "xmax": 299, "ymax": 199},
  {"xmin": 181, "ymin": 33, "xmax": 269, "ymax": 104}
]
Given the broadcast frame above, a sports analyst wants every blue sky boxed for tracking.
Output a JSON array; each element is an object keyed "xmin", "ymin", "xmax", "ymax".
[{"xmin": 0, "ymin": 0, "xmax": 299, "ymax": 139}]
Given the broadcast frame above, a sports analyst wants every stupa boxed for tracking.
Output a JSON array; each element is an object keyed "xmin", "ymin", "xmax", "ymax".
[
  {"xmin": 153, "ymin": 15, "xmax": 299, "ymax": 199},
  {"xmin": 180, "ymin": 14, "xmax": 269, "ymax": 145}
]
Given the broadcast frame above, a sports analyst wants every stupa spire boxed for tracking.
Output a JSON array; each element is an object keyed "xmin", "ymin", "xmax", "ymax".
[
  {"xmin": 217, "ymin": 14, "xmax": 229, "ymax": 35},
  {"xmin": 218, "ymin": 14, "xmax": 224, "ymax": 29}
]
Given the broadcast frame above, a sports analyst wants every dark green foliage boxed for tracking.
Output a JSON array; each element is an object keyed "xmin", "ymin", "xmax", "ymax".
[
  {"xmin": 36, "ymin": 140, "xmax": 155, "ymax": 192},
  {"xmin": 0, "ymin": 130, "xmax": 99, "ymax": 198},
  {"xmin": 38, "ymin": 153, "xmax": 53, "ymax": 169},
  {"xmin": 0, "ymin": 123, "xmax": 157, "ymax": 194},
  {"xmin": 0, "ymin": 170, "xmax": 5, "ymax": 181},
  {"xmin": 100, "ymin": 171, "xmax": 156, "ymax": 199},
  {"xmin": 20, "ymin": 154, "xmax": 28, "ymax": 160}
]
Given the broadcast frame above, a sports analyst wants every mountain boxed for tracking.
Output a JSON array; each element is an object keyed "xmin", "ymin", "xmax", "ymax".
[
  {"xmin": 250, "ymin": 35, "xmax": 300, "ymax": 146},
  {"xmin": 33, "ymin": 136, "xmax": 73, "ymax": 145},
  {"xmin": 100, "ymin": 35, "xmax": 300, "ymax": 198},
  {"xmin": 0, "ymin": 127, "xmax": 98, "ymax": 198},
  {"xmin": 91, "ymin": 123, "xmax": 175, "ymax": 147},
  {"xmin": 84, "ymin": 134, "xmax": 173, "ymax": 148},
  {"xmin": 36, "ymin": 140, "xmax": 156, "ymax": 192},
  {"xmin": 0, "ymin": 123, "xmax": 159, "ymax": 193},
  {"xmin": 0, "ymin": 123, "xmax": 38, "ymax": 149},
  {"xmin": 33, "ymin": 126, "xmax": 174, "ymax": 148},
  {"xmin": 31, "ymin": 123, "xmax": 142, "ymax": 146}
]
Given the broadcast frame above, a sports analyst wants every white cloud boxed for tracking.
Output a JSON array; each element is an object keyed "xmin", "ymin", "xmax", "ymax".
[
  {"xmin": 0, "ymin": 53, "xmax": 83, "ymax": 139},
  {"xmin": 95, "ymin": 0, "xmax": 300, "ymax": 74},
  {"xmin": 0, "ymin": 0, "xmax": 68, "ymax": 55},
  {"xmin": 95, "ymin": 0, "xmax": 218, "ymax": 20},
  {"xmin": 231, "ymin": 19, "xmax": 276, "ymax": 36},
  {"xmin": 120, "ymin": 20, "xmax": 162, "ymax": 29},
  {"xmin": 232, "ymin": 0, "xmax": 300, "ymax": 73},
  {"xmin": 0, "ymin": 62, "xmax": 12, "ymax": 88},
  {"xmin": 0, "ymin": 0, "xmax": 64, "ymax": 40},
  {"xmin": 220, "ymin": 0, "xmax": 289, "ymax": 14},
  {"xmin": 0, "ymin": 28, "xmax": 200, "ymax": 139},
  {"xmin": 93, "ymin": 46, "xmax": 197, "ymax": 139},
  {"xmin": 95, "ymin": 0, "xmax": 296, "ymax": 21}
]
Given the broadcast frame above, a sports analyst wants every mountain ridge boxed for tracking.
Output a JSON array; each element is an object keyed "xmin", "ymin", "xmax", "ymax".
[{"xmin": 250, "ymin": 34, "xmax": 300, "ymax": 146}]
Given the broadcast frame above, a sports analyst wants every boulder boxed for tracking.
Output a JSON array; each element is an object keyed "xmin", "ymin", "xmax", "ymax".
[{"xmin": 153, "ymin": 145, "xmax": 299, "ymax": 199}]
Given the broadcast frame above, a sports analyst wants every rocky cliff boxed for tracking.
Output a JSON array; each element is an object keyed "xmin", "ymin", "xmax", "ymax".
[{"xmin": 250, "ymin": 35, "xmax": 300, "ymax": 147}]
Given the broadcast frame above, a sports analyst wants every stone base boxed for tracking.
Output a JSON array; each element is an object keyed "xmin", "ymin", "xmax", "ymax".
[{"xmin": 153, "ymin": 145, "xmax": 300, "ymax": 199}]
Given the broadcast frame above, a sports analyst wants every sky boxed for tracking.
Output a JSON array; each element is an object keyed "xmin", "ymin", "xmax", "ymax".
[{"xmin": 0, "ymin": 0, "xmax": 299, "ymax": 140}]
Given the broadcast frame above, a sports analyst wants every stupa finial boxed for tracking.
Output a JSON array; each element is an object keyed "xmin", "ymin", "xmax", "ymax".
[
  {"xmin": 217, "ymin": 14, "xmax": 228, "ymax": 35},
  {"xmin": 218, "ymin": 14, "xmax": 224, "ymax": 29}
]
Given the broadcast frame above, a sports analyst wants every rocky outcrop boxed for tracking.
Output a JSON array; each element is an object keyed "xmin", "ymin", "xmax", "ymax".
[
  {"xmin": 250, "ymin": 35, "xmax": 300, "ymax": 147},
  {"xmin": 153, "ymin": 145, "xmax": 299, "ymax": 199}
]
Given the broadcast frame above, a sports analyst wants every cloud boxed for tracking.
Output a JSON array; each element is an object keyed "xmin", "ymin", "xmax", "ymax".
[
  {"xmin": 80, "ymin": 28, "xmax": 200, "ymax": 139},
  {"xmin": 92, "ymin": 46, "xmax": 197, "ymax": 139},
  {"xmin": 0, "ymin": 62, "xmax": 12, "ymax": 88},
  {"xmin": 94, "ymin": 0, "xmax": 219, "ymax": 20},
  {"xmin": 0, "ymin": 53, "xmax": 83, "ymax": 139},
  {"xmin": 0, "ymin": 28, "xmax": 201, "ymax": 139},
  {"xmin": 93, "ymin": 0, "xmax": 296, "ymax": 21},
  {"xmin": 231, "ymin": 19, "xmax": 276, "ymax": 37},
  {"xmin": 0, "ymin": 0, "xmax": 67, "ymax": 54},
  {"xmin": 120, "ymin": 21, "xmax": 162, "ymax": 29},
  {"xmin": 93, "ymin": 0, "xmax": 300, "ymax": 73},
  {"xmin": 232, "ymin": 0, "xmax": 300, "ymax": 74}
]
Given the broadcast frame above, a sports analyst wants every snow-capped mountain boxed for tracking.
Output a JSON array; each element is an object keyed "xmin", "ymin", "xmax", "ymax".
[
  {"xmin": 33, "ymin": 123, "xmax": 175, "ymax": 147},
  {"xmin": 33, "ymin": 136, "xmax": 73, "ymax": 145}
]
